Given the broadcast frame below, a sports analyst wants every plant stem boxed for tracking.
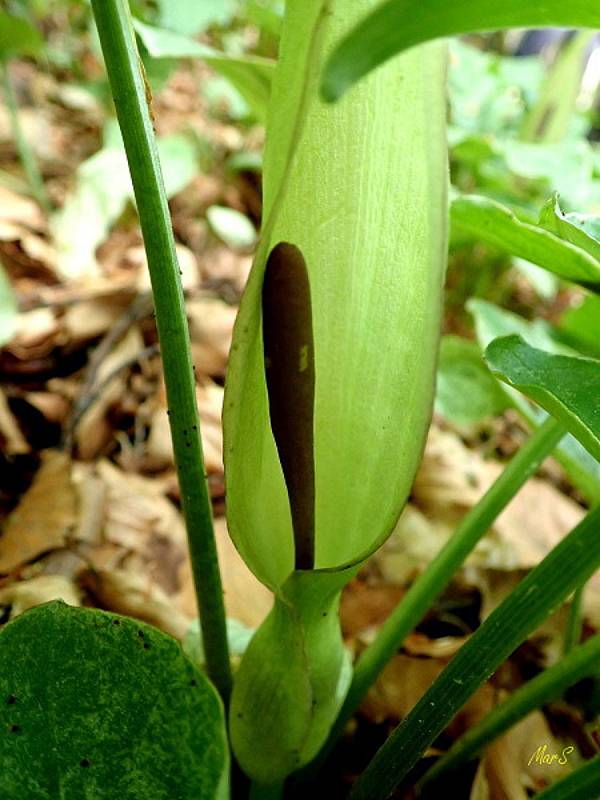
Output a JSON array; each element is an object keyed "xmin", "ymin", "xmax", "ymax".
[
  {"xmin": 90, "ymin": 0, "xmax": 231, "ymax": 701},
  {"xmin": 307, "ymin": 416, "xmax": 564, "ymax": 772},
  {"xmin": 420, "ymin": 632, "xmax": 600, "ymax": 788},
  {"xmin": 1, "ymin": 61, "xmax": 51, "ymax": 215}
]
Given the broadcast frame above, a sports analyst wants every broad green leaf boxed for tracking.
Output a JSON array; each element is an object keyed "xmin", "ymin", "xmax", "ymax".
[
  {"xmin": 322, "ymin": 0, "xmax": 600, "ymax": 101},
  {"xmin": 0, "ymin": 264, "xmax": 17, "ymax": 347},
  {"xmin": 350, "ymin": 504, "xmax": 600, "ymax": 800},
  {"xmin": 520, "ymin": 31, "xmax": 596, "ymax": 144},
  {"xmin": 134, "ymin": 20, "xmax": 275, "ymax": 122},
  {"xmin": 485, "ymin": 335, "xmax": 600, "ymax": 462},
  {"xmin": 223, "ymin": 0, "xmax": 448, "ymax": 589},
  {"xmin": 535, "ymin": 755, "xmax": 600, "ymax": 800},
  {"xmin": 540, "ymin": 194, "xmax": 600, "ymax": 267},
  {"xmin": 0, "ymin": 601, "xmax": 228, "ymax": 800},
  {"xmin": 155, "ymin": 0, "xmax": 236, "ymax": 36},
  {"xmin": 451, "ymin": 194, "xmax": 600, "ymax": 292},
  {"xmin": 468, "ymin": 299, "xmax": 600, "ymax": 503},
  {"xmin": 206, "ymin": 205, "xmax": 257, "ymax": 249},
  {"xmin": 435, "ymin": 335, "xmax": 508, "ymax": 425},
  {"xmin": 0, "ymin": 11, "xmax": 43, "ymax": 60}
]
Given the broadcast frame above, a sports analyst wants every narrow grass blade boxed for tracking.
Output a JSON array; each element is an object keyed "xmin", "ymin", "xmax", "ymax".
[
  {"xmin": 421, "ymin": 633, "xmax": 600, "ymax": 788},
  {"xmin": 350, "ymin": 504, "xmax": 600, "ymax": 800},
  {"xmin": 535, "ymin": 755, "xmax": 600, "ymax": 800}
]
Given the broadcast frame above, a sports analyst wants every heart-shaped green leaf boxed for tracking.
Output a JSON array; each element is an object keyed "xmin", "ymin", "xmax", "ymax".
[
  {"xmin": 485, "ymin": 335, "xmax": 600, "ymax": 462},
  {"xmin": 223, "ymin": 0, "xmax": 448, "ymax": 589},
  {"xmin": 451, "ymin": 194, "xmax": 600, "ymax": 292},
  {"xmin": 322, "ymin": 0, "xmax": 600, "ymax": 101},
  {"xmin": 0, "ymin": 602, "xmax": 228, "ymax": 800}
]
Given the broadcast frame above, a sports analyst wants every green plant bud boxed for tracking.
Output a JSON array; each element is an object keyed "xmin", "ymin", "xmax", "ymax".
[{"xmin": 230, "ymin": 570, "xmax": 351, "ymax": 783}]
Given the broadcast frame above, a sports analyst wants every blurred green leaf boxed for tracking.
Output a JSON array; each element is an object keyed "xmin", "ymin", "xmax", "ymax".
[
  {"xmin": 435, "ymin": 335, "xmax": 509, "ymax": 425},
  {"xmin": 451, "ymin": 194, "xmax": 600, "ymax": 292},
  {"xmin": 520, "ymin": 31, "xmax": 595, "ymax": 144},
  {"xmin": 0, "ymin": 11, "xmax": 43, "ymax": 60},
  {"xmin": 539, "ymin": 194, "xmax": 600, "ymax": 267},
  {"xmin": 0, "ymin": 264, "xmax": 17, "ymax": 348},
  {"xmin": 560, "ymin": 296, "xmax": 600, "ymax": 359},
  {"xmin": 486, "ymin": 335, "xmax": 600, "ymax": 461},
  {"xmin": 134, "ymin": 20, "xmax": 274, "ymax": 122},
  {"xmin": 206, "ymin": 205, "xmax": 257, "ymax": 249},
  {"xmin": 0, "ymin": 601, "xmax": 229, "ymax": 800},
  {"xmin": 468, "ymin": 299, "xmax": 600, "ymax": 502},
  {"xmin": 51, "ymin": 131, "xmax": 197, "ymax": 279},
  {"xmin": 155, "ymin": 0, "xmax": 236, "ymax": 36},
  {"xmin": 321, "ymin": 0, "xmax": 600, "ymax": 101}
]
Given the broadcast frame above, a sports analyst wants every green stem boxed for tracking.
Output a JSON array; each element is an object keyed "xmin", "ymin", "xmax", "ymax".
[
  {"xmin": 90, "ymin": 0, "xmax": 231, "ymax": 702},
  {"xmin": 534, "ymin": 754, "xmax": 600, "ymax": 800},
  {"xmin": 1, "ymin": 61, "xmax": 51, "ymax": 215},
  {"xmin": 564, "ymin": 583, "xmax": 585, "ymax": 655},
  {"xmin": 307, "ymin": 416, "xmax": 564, "ymax": 771},
  {"xmin": 419, "ymin": 632, "xmax": 600, "ymax": 789}
]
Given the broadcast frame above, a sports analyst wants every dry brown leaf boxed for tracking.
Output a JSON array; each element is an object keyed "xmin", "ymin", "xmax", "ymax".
[
  {"xmin": 62, "ymin": 297, "xmax": 126, "ymax": 343},
  {"xmin": 76, "ymin": 325, "xmax": 144, "ymax": 459},
  {"xmin": 146, "ymin": 380, "xmax": 224, "ymax": 474},
  {"xmin": 0, "ymin": 574, "xmax": 81, "ymax": 618},
  {"xmin": 6, "ymin": 307, "xmax": 60, "ymax": 359},
  {"xmin": 473, "ymin": 710, "xmax": 572, "ymax": 800},
  {"xmin": 178, "ymin": 517, "xmax": 273, "ymax": 629},
  {"xmin": 0, "ymin": 389, "xmax": 28, "ymax": 454},
  {"xmin": 131, "ymin": 243, "xmax": 199, "ymax": 292},
  {"xmin": 188, "ymin": 296, "xmax": 236, "ymax": 377},
  {"xmin": 81, "ymin": 567, "xmax": 191, "ymax": 640},
  {"xmin": 0, "ymin": 450, "xmax": 77, "ymax": 573},
  {"xmin": 0, "ymin": 185, "xmax": 44, "ymax": 231},
  {"xmin": 361, "ymin": 653, "xmax": 494, "ymax": 730}
]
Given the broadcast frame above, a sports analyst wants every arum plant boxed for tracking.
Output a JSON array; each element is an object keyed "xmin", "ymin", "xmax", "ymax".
[{"xmin": 224, "ymin": 0, "xmax": 447, "ymax": 784}]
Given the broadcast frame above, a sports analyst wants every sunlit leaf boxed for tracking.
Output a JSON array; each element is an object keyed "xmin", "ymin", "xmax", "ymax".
[
  {"xmin": 322, "ymin": 0, "xmax": 600, "ymax": 101},
  {"xmin": 451, "ymin": 194, "xmax": 600, "ymax": 292},
  {"xmin": 485, "ymin": 335, "xmax": 600, "ymax": 462},
  {"xmin": 134, "ymin": 20, "xmax": 274, "ymax": 122},
  {"xmin": 206, "ymin": 205, "xmax": 257, "ymax": 250},
  {"xmin": 0, "ymin": 11, "xmax": 43, "ymax": 60},
  {"xmin": 0, "ymin": 601, "xmax": 228, "ymax": 800}
]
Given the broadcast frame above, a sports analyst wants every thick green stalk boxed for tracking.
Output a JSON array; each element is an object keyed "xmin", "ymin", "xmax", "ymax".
[
  {"xmin": 350, "ymin": 503, "xmax": 600, "ymax": 800},
  {"xmin": 90, "ymin": 0, "xmax": 231, "ymax": 701},
  {"xmin": 1, "ymin": 62, "xmax": 51, "ymax": 215},
  {"xmin": 309, "ymin": 417, "xmax": 564, "ymax": 766},
  {"xmin": 534, "ymin": 755, "xmax": 600, "ymax": 800},
  {"xmin": 420, "ymin": 632, "xmax": 600, "ymax": 788}
]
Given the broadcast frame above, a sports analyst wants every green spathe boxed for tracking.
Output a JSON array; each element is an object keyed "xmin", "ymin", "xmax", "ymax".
[
  {"xmin": 223, "ymin": 0, "xmax": 448, "ymax": 591},
  {"xmin": 225, "ymin": 0, "xmax": 447, "ymax": 782}
]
